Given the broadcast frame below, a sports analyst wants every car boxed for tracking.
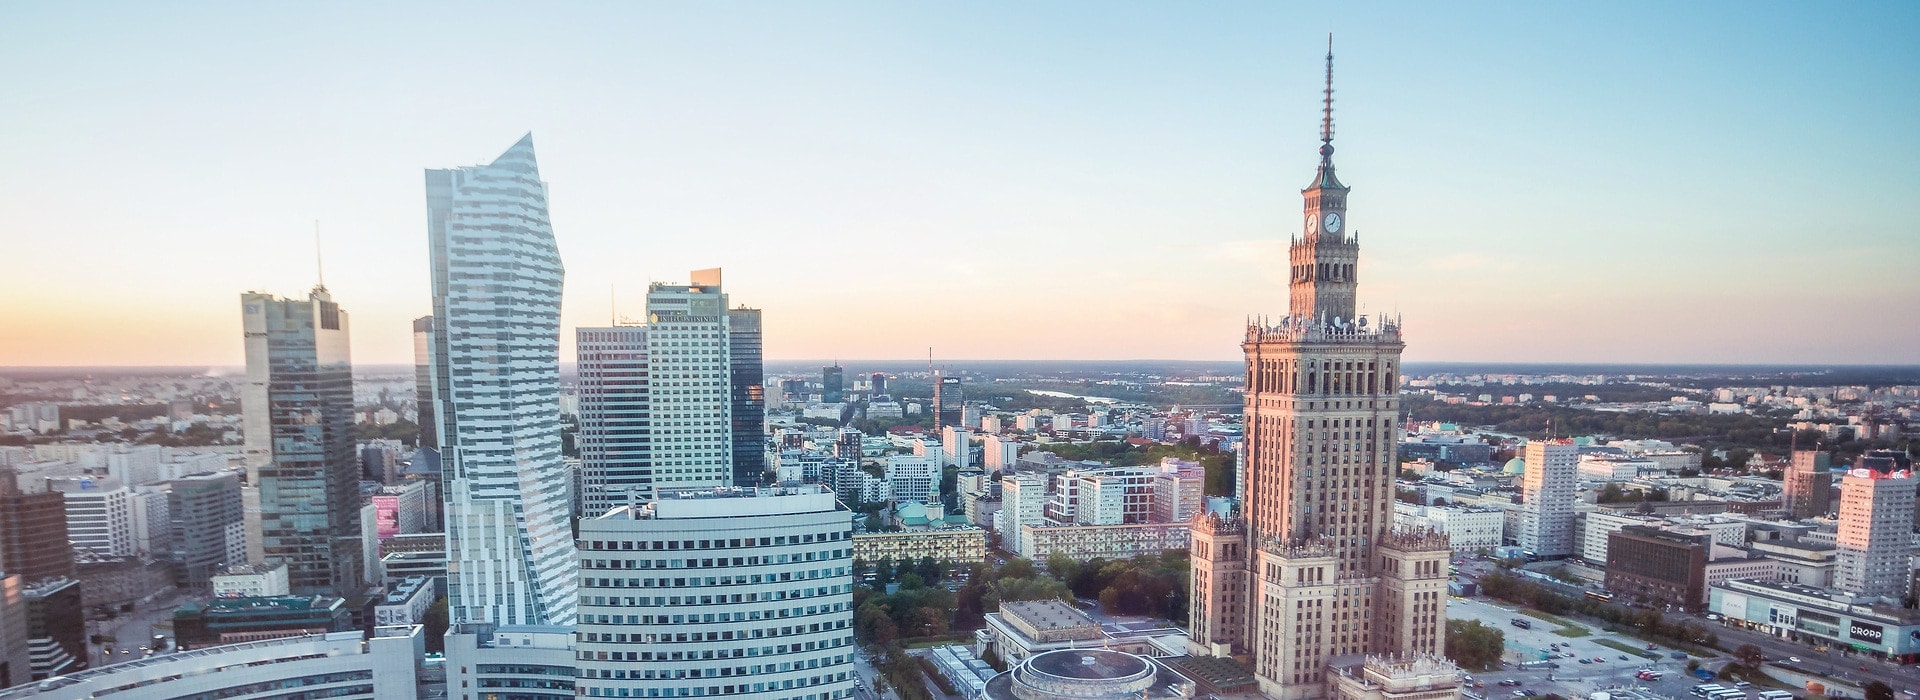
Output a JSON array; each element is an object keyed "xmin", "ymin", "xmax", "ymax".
[
  {"xmin": 1788, "ymin": 657, "xmax": 1802, "ymax": 663},
  {"xmin": 1499, "ymin": 680, "xmax": 1522, "ymax": 687},
  {"xmin": 1647, "ymin": 643, "xmax": 1658, "ymax": 650},
  {"xmin": 1898, "ymin": 691, "xmax": 1915, "ymax": 698},
  {"xmin": 1579, "ymin": 659, "xmax": 1592, "ymax": 664},
  {"xmin": 1523, "ymin": 691, "xmax": 1539, "ymax": 697},
  {"xmin": 1512, "ymin": 691, "xmax": 1527, "ymax": 698},
  {"xmin": 1594, "ymin": 657, "xmax": 1606, "ymax": 662},
  {"xmin": 1620, "ymin": 655, "xmax": 1631, "ymax": 661}
]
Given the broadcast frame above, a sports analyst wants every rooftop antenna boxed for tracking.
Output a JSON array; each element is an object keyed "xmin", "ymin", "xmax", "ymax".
[
  {"xmin": 611, "ymin": 283, "xmax": 617, "ymax": 326},
  {"xmin": 1320, "ymin": 33, "xmax": 1336, "ymax": 163},
  {"xmin": 313, "ymin": 220, "xmax": 327, "ymax": 291}
]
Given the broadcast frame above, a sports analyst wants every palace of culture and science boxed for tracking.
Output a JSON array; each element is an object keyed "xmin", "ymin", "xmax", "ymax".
[{"xmin": 1189, "ymin": 44, "xmax": 1460, "ymax": 700}]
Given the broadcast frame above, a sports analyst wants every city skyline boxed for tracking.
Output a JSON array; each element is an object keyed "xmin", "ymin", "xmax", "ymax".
[{"xmin": 3, "ymin": 3, "xmax": 1918, "ymax": 368}]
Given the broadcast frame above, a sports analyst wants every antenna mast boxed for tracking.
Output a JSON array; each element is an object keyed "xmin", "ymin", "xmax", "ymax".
[{"xmin": 313, "ymin": 220, "xmax": 326, "ymax": 290}]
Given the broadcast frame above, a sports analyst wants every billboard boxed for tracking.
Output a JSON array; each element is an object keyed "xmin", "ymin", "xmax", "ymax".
[{"xmin": 1850, "ymin": 621, "xmax": 1884, "ymax": 645}]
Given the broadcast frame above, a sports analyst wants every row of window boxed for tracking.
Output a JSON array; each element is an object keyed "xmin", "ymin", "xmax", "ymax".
[{"xmin": 584, "ymin": 531, "xmax": 842, "ymax": 552}]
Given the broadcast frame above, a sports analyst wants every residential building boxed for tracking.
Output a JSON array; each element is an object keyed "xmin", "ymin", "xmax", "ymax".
[
  {"xmin": 1518, "ymin": 439, "xmax": 1577, "ymax": 558},
  {"xmin": 444, "ymin": 623, "xmax": 576, "ymax": 700},
  {"xmin": 212, "ymin": 561, "xmax": 291, "ymax": 598},
  {"xmin": 1783, "ymin": 449, "xmax": 1833, "ymax": 520},
  {"xmin": 885, "ymin": 454, "xmax": 941, "ymax": 505},
  {"xmin": 995, "ymin": 473, "xmax": 1047, "ymax": 556},
  {"xmin": 0, "ymin": 628, "xmax": 421, "ymax": 700},
  {"xmin": 573, "ymin": 485, "xmax": 857, "ymax": 700},
  {"xmin": 983, "ymin": 435, "xmax": 1020, "ymax": 470},
  {"xmin": 853, "ymin": 527, "xmax": 987, "ymax": 566},
  {"xmin": 1017, "ymin": 521, "xmax": 1189, "ymax": 562},
  {"xmin": 1187, "ymin": 47, "xmax": 1457, "ymax": 700},
  {"xmin": 1152, "ymin": 468, "xmax": 1205, "ymax": 524},
  {"xmin": 729, "ymin": 307, "xmax": 766, "ymax": 487},
  {"xmin": 1835, "ymin": 463, "xmax": 1915, "ymax": 599},
  {"xmin": 241, "ymin": 287, "xmax": 364, "ymax": 595},
  {"xmin": 426, "ymin": 135, "xmax": 577, "ymax": 626},
  {"xmin": 941, "ymin": 426, "xmax": 972, "ymax": 469}
]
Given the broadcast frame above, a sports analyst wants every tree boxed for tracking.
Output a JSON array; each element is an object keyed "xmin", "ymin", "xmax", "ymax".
[
  {"xmin": 1734, "ymin": 644, "xmax": 1766, "ymax": 667},
  {"xmin": 1444, "ymin": 619, "xmax": 1505, "ymax": 671},
  {"xmin": 856, "ymin": 604, "xmax": 899, "ymax": 647},
  {"xmin": 1000, "ymin": 557, "xmax": 1037, "ymax": 581},
  {"xmin": 1866, "ymin": 681, "xmax": 1894, "ymax": 700},
  {"xmin": 899, "ymin": 572, "xmax": 925, "ymax": 590},
  {"xmin": 915, "ymin": 556, "xmax": 943, "ymax": 586},
  {"xmin": 423, "ymin": 597, "xmax": 450, "ymax": 653}
]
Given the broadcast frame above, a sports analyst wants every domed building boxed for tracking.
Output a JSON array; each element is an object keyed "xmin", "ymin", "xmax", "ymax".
[
  {"xmin": 1502, "ymin": 457, "xmax": 1526, "ymax": 475},
  {"xmin": 981, "ymin": 649, "xmax": 1193, "ymax": 700}
]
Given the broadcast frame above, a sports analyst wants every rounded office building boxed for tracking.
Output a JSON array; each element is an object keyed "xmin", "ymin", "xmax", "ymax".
[{"xmin": 983, "ymin": 649, "xmax": 1162, "ymax": 700}]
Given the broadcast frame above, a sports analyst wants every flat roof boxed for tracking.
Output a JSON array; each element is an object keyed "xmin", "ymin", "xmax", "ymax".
[{"xmin": 1001, "ymin": 600, "xmax": 1098, "ymax": 632}]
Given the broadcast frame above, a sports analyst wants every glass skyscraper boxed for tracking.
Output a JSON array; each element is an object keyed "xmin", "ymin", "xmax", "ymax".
[
  {"xmin": 240, "ymin": 286, "xmax": 363, "ymax": 595},
  {"xmin": 426, "ymin": 134, "xmax": 578, "ymax": 626},
  {"xmin": 728, "ymin": 306, "xmax": 765, "ymax": 487}
]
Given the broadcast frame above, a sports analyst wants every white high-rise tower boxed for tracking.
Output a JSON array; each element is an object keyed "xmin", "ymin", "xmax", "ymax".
[{"xmin": 426, "ymin": 135, "xmax": 578, "ymax": 626}]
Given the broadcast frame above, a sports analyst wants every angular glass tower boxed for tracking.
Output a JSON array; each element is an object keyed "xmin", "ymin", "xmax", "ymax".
[
  {"xmin": 240, "ymin": 286, "xmax": 362, "ymax": 595},
  {"xmin": 426, "ymin": 135, "xmax": 578, "ymax": 626}
]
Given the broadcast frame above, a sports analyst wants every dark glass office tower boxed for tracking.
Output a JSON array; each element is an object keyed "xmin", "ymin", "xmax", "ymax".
[
  {"xmin": 241, "ymin": 287, "xmax": 362, "ymax": 595},
  {"xmin": 729, "ymin": 307, "xmax": 766, "ymax": 486},
  {"xmin": 821, "ymin": 364, "xmax": 843, "ymax": 404}
]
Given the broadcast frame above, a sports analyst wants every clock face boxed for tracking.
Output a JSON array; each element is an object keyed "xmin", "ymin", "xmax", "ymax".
[
  {"xmin": 1305, "ymin": 214, "xmax": 1317, "ymax": 234},
  {"xmin": 1324, "ymin": 212, "xmax": 1342, "ymax": 234}
]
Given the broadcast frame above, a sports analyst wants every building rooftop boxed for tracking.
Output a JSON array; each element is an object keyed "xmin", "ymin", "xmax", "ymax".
[
  {"xmin": 213, "ymin": 561, "xmax": 286, "ymax": 577},
  {"xmin": 1001, "ymin": 600, "xmax": 1098, "ymax": 632}
]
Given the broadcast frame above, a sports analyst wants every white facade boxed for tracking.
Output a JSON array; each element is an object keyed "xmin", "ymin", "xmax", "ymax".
[
  {"xmin": 983, "ymin": 435, "xmax": 1020, "ymax": 470},
  {"xmin": 996, "ymin": 473, "xmax": 1047, "ymax": 555},
  {"xmin": 1049, "ymin": 414, "xmax": 1073, "ymax": 432},
  {"xmin": 211, "ymin": 562, "xmax": 290, "ymax": 598},
  {"xmin": 643, "ymin": 278, "xmax": 734, "ymax": 489},
  {"xmin": 1580, "ymin": 511, "xmax": 1652, "ymax": 562},
  {"xmin": 427, "ymin": 135, "xmax": 578, "ymax": 626},
  {"xmin": 1396, "ymin": 504, "xmax": 1503, "ymax": 552},
  {"xmin": 47, "ymin": 476, "xmax": 134, "ymax": 557},
  {"xmin": 444, "ymin": 624, "xmax": 577, "ymax": 700},
  {"xmin": 1834, "ymin": 471, "xmax": 1915, "ymax": 599},
  {"xmin": 941, "ymin": 426, "xmax": 972, "ymax": 469},
  {"xmin": 575, "ymin": 486, "xmax": 857, "ymax": 700},
  {"xmin": 374, "ymin": 576, "xmax": 436, "ymax": 626},
  {"xmin": 885, "ymin": 454, "xmax": 941, "ymax": 505},
  {"xmin": 0, "ymin": 628, "xmax": 420, "ymax": 700},
  {"xmin": 1577, "ymin": 456, "xmax": 1647, "ymax": 481},
  {"xmin": 1519, "ymin": 440, "xmax": 1577, "ymax": 557}
]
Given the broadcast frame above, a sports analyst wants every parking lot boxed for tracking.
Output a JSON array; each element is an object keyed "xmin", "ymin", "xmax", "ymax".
[{"xmin": 1450, "ymin": 596, "xmax": 1719, "ymax": 700}]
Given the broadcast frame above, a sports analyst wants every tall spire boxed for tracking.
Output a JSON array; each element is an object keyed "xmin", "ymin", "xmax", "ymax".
[
  {"xmin": 1320, "ymin": 33, "xmax": 1335, "ymax": 163},
  {"xmin": 313, "ymin": 219, "xmax": 327, "ymax": 293}
]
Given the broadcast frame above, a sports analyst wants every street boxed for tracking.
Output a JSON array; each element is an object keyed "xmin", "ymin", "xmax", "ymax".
[{"xmin": 1450, "ymin": 596, "xmax": 1706, "ymax": 700}]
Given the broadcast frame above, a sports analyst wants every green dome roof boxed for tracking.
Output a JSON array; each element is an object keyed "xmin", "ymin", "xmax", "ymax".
[{"xmin": 1503, "ymin": 457, "xmax": 1526, "ymax": 475}]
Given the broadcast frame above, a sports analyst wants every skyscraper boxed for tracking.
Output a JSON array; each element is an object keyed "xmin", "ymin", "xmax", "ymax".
[
  {"xmin": 1783, "ymin": 448, "xmax": 1832, "ymax": 520},
  {"xmin": 932, "ymin": 373, "xmax": 962, "ymax": 431},
  {"xmin": 644, "ymin": 271, "xmax": 734, "ymax": 489},
  {"xmin": 576, "ymin": 325, "xmax": 651, "ymax": 518},
  {"xmin": 869, "ymin": 372, "xmax": 887, "ymax": 396},
  {"xmin": 167, "ymin": 471, "xmax": 246, "ymax": 591},
  {"xmin": 574, "ymin": 485, "xmax": 856, "ymax": 700},
  {"xmin": 1187, "ymin": 44, "xmax": 1454, "ymax": 699},
  {"xmin": 821, "ymin": 364, "xmax": 843, "ymax": 404},
  {"xmin": 0, "ymin": 471, "xmax": 73, "ymax": 585},
  {"xmin": 1834, "ymin": 453, "xmax": 1915, "ymax": 600},
  {"xmin": 241, "ymin": 287, "xmax": 363, "ymax": 594},
  {"xmin": 729, "ymin": 306, "xmax": 767, "ymax": 487},
  {"xmin": 427, "ymin": 135, "xmax": 577, "ymax": 626},
  {"xmin": 1518, "ymin": 439, "xmax": 1577, "ymax": 558},
  {"xmin": 412, "ymin": 315, "xmax": 437, "ymax": 450}
]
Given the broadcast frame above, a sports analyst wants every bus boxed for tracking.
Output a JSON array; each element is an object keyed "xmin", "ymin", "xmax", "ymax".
[
  {"xmin": 1708, "ymin": 690, "xmax": 1745, "ymax": 700},
  {"xmin": 1585, "ymin": 591, "xmax": 1615, "ymax": 603},
  {"xmin": 1758, "ymin": 691, "xmax": 1794, "ymax": 700},
  {"xmin": 1691, "ymin": 685, "xmax": 1728, "ymax": 697}
]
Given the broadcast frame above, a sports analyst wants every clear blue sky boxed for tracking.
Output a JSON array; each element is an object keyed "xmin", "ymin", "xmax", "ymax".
[{"xmin": 2, "ymin": 2, "xmax": 1916, "ymax": 366}]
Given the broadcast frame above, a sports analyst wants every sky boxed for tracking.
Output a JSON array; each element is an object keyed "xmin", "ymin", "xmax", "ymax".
[{"xmin": 1, "ymin": 2, "xmax": 1916, "ymax": 367}]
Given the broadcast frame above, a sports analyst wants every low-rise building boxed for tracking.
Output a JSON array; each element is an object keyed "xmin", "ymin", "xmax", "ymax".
[
  {"xmin": 1017, "ymin": 522, "xmax": 1189, "ymax": 563},
  {"xmin": 172, "ymin": 595, "xmax": 350, "ymax": 650},
  {"xmin": 1710, "ymin": 579, "xmax": 1920, "ymax": 664},
  {"xmin": 374, "ymin": 576, "xmax": 435, "ymax": 626},
  {"xmin": 211, "ymin": 561, "xmax": 290, "ymax": 598},
  {"xmin": 1328, "ymin": 654, "xmax": 1463, "ymax": 700},
  {"xmin": 443, "ymin": 623, "xmax": 575, "ymax": 700},
  {"xmin": 0, "ymin": 627, "xmax": 420, "ymax": 700},
  {"xmin": 853, "ymin": 526, "xmax": 986, "ymax": 566}
]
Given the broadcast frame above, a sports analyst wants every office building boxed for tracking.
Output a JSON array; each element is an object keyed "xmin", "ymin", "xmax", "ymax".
[
  {"xmin": 1518, "ymin": 439, "xmax": 1577, "ymax": 558},
  {"xmin": 869, "ymin": 373, "xmax": 887, "ymax": 396},
  {"xmin": 1604, "ymin": 526, "xmax": 1710, "ymax": 610},
  {"xmin": 643, "ymin": 271, "xmax": 735, "ymax": 489},
  {"xmin": 1783, "ymin": 448, "xmax": 1832, "ymax": 520},
  {"xmin": 0, "ymin": 574, "xmax": 28, "ymax": 689},
  {"xmin": 821, "ymin": 364, "xmax": 844, "ymax": 404},
  {"xmin": 23, "ymin": 577, "xmax": 84, "ymax": 680},
  {"xmin": 167, "ymin": 471, "xmax": 247, "ymax": 591},
  {"xmin": 0, "ymin": 473, "xmax": 73, "ymax": 585},
  {"xmin": 172, "ymin": 595, "xmax": 351, "ymax": 650},
  {"xmin": 1834, "ymin": 460, "xmax": 1915, "ymax": 600},
  {"xmin": 426, "ymin": 135, "xmax": 578, "ymax": 626},
  {"xmin": 730, "ymin": 307, "xmax": 767, "ymax": 487},
  {"xmin": 241, "ymin": 287, "xmax": 364, "ymax": 595},
  {"xmin": 574, "ymin": 485, "xmax": 857, "ymax": 700},
  {"xmin": 1187, "ymin": 46, "xmax": 1454, "ymax": 700},
  {"xmin": 412, "ymin": 315, "xmax": 437, "ymax": 451},
  {"xmin": 212, "ymin": 561, "xmax": 292, "ymax": 598},
  {"xmin": 576, "ymin": 324, "xmax": 652, "ymax": 517},
  {"xmin": 886, "ymin": 454, "xmax": 941, "ymax": 505},
  {"xmin": 46, "ymin": 476, "xmax": 134, "ymax": 557},
  {"xmin": 1, "ymin": 628, "xmax": 422, "ymax": 699},
  {"xmin": 371, "ymin": 480, "xmax": 437, "ymax": 541},
  {"xmin": 444, "ymin": 623, "xmax": 576, "ymax": 700},
  {"xmin": 933, "ymin": 373, "xmax": 962, "ymax": 432}
]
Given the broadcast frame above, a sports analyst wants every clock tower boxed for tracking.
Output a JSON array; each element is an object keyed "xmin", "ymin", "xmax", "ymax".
[{"xmin": 1289, "ymin": 41, "xmax": 1358, "ymax": 323}]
